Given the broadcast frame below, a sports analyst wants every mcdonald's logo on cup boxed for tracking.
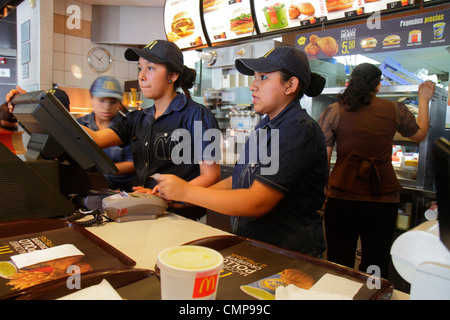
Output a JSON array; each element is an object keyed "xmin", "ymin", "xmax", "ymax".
[
  {"xmin": 157, "ymin": 245, "xmax": 223, "ymax": 300},
  {"xmin": 193, "ymin": 272, "xmax": 219, "ymax": 298}
]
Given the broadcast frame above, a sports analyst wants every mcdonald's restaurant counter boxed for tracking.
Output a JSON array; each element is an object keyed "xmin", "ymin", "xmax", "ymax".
[
  {"xmin": 0, "ymin": 213, "xmax": 409, "ymax": 300},
  {"xmin": 86, "ymin": 213, "xmax": 409, "ymax": 300}
]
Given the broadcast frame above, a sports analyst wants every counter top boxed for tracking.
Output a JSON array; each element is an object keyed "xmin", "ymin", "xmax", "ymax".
[
  {"xmin": 87, "ymin": 213, "xmax": 409, "ymax": 300},
  {"xmin": 87, "ymin": 213, "xmax": 231, "ymax": 270}
]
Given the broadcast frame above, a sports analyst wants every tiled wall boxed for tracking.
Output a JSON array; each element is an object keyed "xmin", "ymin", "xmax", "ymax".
[{"xmin": 52, "ymin": 0, "xmax": 138, "ymax": 92}]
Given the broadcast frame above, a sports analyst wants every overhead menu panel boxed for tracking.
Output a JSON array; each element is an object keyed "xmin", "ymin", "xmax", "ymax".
[
  {"xmin": 202, "ymin": 0, "xmax": 256, "ymax": 45},
  {"xmin": 164, "ymin": 0, "xmax": 208, "ymax": 50}
]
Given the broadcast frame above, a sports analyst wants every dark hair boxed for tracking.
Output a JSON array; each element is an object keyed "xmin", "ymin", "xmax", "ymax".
[
  {"xmin": 338, "ymin": 63, "xmax": 382, "ymax": 112},
  {"xmin": 279, "ymin": 69, "xmax": 325, "ymax": 99},
  {"xmin": 165, "ymin": 64, "xmax": 196, "ymax": 100}
]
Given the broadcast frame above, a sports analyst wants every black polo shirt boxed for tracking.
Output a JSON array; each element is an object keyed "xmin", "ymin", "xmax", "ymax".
[
  {"xmin": 110, "ymin": 93, "xmax": 220, "ymax": 189},
  {"xmin": 231, "ymin": 99, "xmax": 328, "ymax": 256}
]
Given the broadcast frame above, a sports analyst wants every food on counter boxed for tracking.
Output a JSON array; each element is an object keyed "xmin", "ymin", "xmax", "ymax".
[
  {"xmin": 325, "ymin": 0, "xmax": 354, "ymax": 12},
  {"xmin": 263, "ymin": 2, "xmax": 288, "ymax": 29},
  {"xmin": 309, "ymin": 34, "xmax": 339, "ymax": 56},
  {"xmin": 289, "ymin": 2, "xmax": 315, "ymax": 19},
  {"xmin": 280, "ymin": 269, "xmax": 315, "ymax": 289},
  {"xmin": 230, "ymin": 8, "xmax": 254, "ymax": 34},
  {"xmin": 171, "ymin": 12, "xmax": 195, "ymax": 37},
  {"xmin": 383, "ymin": 34, "xmax": 401, "ymax": 46},
  {"xmin": 361, "ymin": 37, "xmax": 377, "ymax": 48}
]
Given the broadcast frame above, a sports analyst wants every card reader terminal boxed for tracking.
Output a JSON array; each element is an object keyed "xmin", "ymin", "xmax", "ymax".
[{"xmin": 102, "ymin": 192, "xmax": 168, "ymax": 222}]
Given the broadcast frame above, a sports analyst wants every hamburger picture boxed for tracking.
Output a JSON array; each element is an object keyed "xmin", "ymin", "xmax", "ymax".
[
  {"xmin": 203, "ymin": 0, "xmax": 224, "ymax": 12},
  {"xmin": 383, "ymin": 34, "xmax": 401, "ymax": 46},
  {"xmin": 361, "ymin": 37, "xmax": 377, "ymax": 48},
  {"xmin": 230, "ymin": 8, "xmax": 254, "ymax": 35},
  {"xmin": 326, "ymin": 0, "xmax": 354, "ymax": 12},
  {"xmin": 171, "ymin": 12, "xmax": 195, "ymax": 37}
]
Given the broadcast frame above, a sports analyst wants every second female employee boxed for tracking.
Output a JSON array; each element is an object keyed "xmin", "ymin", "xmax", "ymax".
[
  {"xmin": 82, "ymin": 40, "xmax": 221, "ymax": 220},
  {"xmin": 152, "ymin": 47, "xmax": 328, "ymax": 256}
]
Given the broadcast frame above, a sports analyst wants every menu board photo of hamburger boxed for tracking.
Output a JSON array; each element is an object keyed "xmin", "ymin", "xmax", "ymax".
[
  {"xmin": 202, "ymin": 0, "xmax": 255, "ymax": 44},
  {"xmin": 164, "ymin": 0, "xmax": 207, "ymax": 49}
]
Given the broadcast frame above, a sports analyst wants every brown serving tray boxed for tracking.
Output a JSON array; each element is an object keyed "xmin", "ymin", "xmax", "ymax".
[
  {"xmin": 16, "ymin": 268, "xmax": 159, "ymax": 300},
  {"xmin": 184, "ymin": 235, "xmax": 394, "ymax": 300},
  {"xmin": 0, "ymin": 218, "xmax": 136, "ymax": 299}
]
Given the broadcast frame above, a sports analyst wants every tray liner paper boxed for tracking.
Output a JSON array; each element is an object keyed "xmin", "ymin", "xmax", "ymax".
[
  {"xmin": 0, "ymin": 227, "xmax": 132, "ymax": 298},
  {"xmin": 216, "ymin": 241, "xmax": 377, "ymax": 300}
]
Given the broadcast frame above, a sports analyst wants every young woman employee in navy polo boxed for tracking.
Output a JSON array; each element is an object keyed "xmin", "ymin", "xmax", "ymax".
[
  {"xmin": 152, "ymin": 47, "xmax": 329, "ymax": 257},
  {"xmin": 82, "ymin": 40, "xmax": 220, "ymax": 220}
]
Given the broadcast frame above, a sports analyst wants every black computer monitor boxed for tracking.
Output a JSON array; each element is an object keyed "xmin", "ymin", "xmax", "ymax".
[
  {"xmin": 0, "ymin": 141, "xmax": 75, "ymax": 222},
  {"xmin": 12, "ymin": 90, "xmax": 118, "ymax": 175},
  {"xmin": 433, "ymin": 137, "xmax": 450, "ymax": 251}
]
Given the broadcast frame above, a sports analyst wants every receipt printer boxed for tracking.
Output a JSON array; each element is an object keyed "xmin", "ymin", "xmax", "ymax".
[{"xmin": 102, "ymin": 192, "xmax": 168, "ymax": 222}]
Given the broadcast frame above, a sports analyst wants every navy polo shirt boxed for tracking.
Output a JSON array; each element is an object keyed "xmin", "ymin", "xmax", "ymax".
[
  {"xmin": 110, "ymin": 93, "xmax": 220, "ymax": 188},
  {"xmin": 231, "ymin": 99, "xmax": 328, "ymax": 256},
  {"xmin": 77, "ymin": 112, "xmax": 136, "ymax": 190}
]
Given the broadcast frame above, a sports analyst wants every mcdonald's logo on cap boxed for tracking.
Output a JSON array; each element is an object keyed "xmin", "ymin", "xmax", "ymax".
[
  {"xmin": 192, "ymin": 273, "xmax": 218, "ymax": 298},
  {"xmin": 103, "ymin": 80, "xmax": 119, "ymax": 91}
]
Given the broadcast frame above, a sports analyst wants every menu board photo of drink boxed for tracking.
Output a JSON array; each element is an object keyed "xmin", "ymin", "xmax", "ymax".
[
  {"xmin": 254, "ymin": 0, "xmax": 366, "ymax": 33},
  {"xmin": 164, "ymin": 0, "xmax": 207, "ymax": 49},
  {"xmin": 202, "ymin": 0, "xmax": 256, "ymax": 44}
]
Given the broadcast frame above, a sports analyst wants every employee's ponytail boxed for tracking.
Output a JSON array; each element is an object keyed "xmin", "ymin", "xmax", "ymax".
[
  {"xmin": 177, "ymin": 66, "xmax": 196, "ymax": 100},
  {"xmin": 338, "ymin": 63, "xmax": 381, "ymax": 112}
]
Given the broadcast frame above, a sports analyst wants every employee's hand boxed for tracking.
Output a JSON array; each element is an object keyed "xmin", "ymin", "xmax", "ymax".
[
  {"xmin": 154, "ymin": 174, "xmax": 190, "ymax": 203},
  {"xmin": 132, "ymin": 186, "xmax": 151, "ymax": 194},
  {"xmin": 5, "ymin": 86, "xmax": 26, "ymax": 112},
  {"xmin": 418, "ymin": 80, "xmax": 435, "ymax": 102}
]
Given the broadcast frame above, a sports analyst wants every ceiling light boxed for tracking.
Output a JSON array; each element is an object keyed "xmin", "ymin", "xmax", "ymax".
[{"xmin": 333, "ymin": 54, "xmax": 381, "ymax": 66}]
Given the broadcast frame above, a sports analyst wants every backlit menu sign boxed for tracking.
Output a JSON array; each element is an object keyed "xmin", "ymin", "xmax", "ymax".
[
  {"xmin": 164, "ymin": 0, "xmax": 207, "ymax": 50},
  {"xmin": 295, "ymin": 8, "xmax": 449, "ymax": 59},
  {"xmin": 253, "ymin": 1, "xmax": 366, "ymax": 33},
  {"xmin": 203, "ymin": 0, "xmax": 256, "ymax": 44},
  {"xmin": 253, "ymin": 0, "xmax": 415, "ymax": 34},
  {"xmin": 363, "ymin": 0, "xmax": 414, "ymax": 13}
]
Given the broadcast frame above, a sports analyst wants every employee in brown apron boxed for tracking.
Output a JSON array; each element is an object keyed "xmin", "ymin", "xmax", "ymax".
[{"xmin": 318, "ymin": 63, "xmax": 436, "ymax": 278}]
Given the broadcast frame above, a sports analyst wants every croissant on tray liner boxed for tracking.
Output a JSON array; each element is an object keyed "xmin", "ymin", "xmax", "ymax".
[{"xmin": 306, "ymin": 34, "xmax": 339, "ymax": 57}]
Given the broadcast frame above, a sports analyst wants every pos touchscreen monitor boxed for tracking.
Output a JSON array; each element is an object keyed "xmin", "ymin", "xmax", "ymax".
[{"xmin": 12, "ymin": 90, "xmax": 118, "ymax": 175}]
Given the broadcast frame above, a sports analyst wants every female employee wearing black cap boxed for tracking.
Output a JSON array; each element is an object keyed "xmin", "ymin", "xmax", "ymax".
[
  {"xmin": 152, "ymin": 46, "xmax": 328, "ymax": 256},
  {"xmin": 82, "ymin": 40, "xmax": 221, "ymax": 220}
]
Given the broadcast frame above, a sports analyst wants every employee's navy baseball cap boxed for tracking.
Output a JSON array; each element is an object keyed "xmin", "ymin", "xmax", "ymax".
[
  {"xmin": 89, "ymin": 76, "xmax": 123, "ymax": 101},
  {"xmin": 124, "ymin": 40, "xmax": 184, "ymax": 74},
  {"xmin": 235, "ymin": 46, "xmax": 311, "ymax": 88},
  {"xmin": 51, "ymin": 88, "xmax": 71, "ymax": 110}
]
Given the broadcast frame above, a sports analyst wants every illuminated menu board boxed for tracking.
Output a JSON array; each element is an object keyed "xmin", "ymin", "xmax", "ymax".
[
  {"xmin": 164, "ymin": 0, "xmax": 207, "ymax": 50},
  {"xmin": 363, "ymin": 0, "xmax": 414, "ymax": 13},
  {"xmin": 253, "ymin": 0, "xmax": 364, "ymax": 33},
  {"xmin": 202, "ymin": 0, "xmax": 256, "ymax": 44},
  {"xmin": 253, "ymin": 0, "xmax": 415, "ymax": 34},
  {"xmin": 295, "ymin": 8, "xmax": 449, "ymax": 60}
]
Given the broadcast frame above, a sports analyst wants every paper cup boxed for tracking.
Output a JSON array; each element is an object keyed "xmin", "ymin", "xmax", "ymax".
[
  {"xmin": 157, "ymin": 245, "xmax": 223, "ymax": 300},
  {"xmin": 433, "ymin": 22, "xmax": 445, "ymax": 40}
]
